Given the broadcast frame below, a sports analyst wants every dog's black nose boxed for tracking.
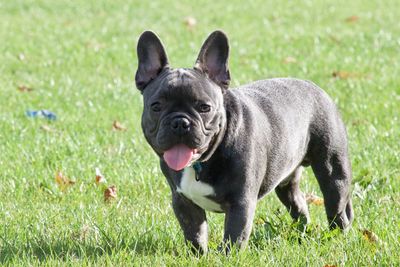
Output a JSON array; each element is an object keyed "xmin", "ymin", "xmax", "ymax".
[{"xmin": 171, "ymin": 117, "xmax": 191, "ymax": 135}]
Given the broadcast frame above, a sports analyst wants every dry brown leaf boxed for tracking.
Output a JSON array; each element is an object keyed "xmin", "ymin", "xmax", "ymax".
[
  {"xmin": 345, "ymin": 15, "xmax": 359, "ymax": 23},
  {"xmin": 332, "ymin": 71, "xmax": 363, "ymax": 79},
  {"xmin": 283, "ymin": 56, "xmax": 297, "ymax": 64},
  {"xmin": 305, "ymin": 193, "xmax": 324, "ymax": 206},
  {"xmin": 323, "ymin": 265, "xmax": 337, "ymax": 267},
  {"xmin": 362, "ymin": 229, "xmax": 380, "ymax": 244},
  {"xmin": 112, "ymin": 120, "xmax": 127, "ymax": 131},
  {"xmin": 104, "ymin": 185, "xmax": 117, "ymax": 202},
  {"xmin": 95, "ymin": 167, "xmax": 107, "ymax": 184},
  {"xmin": 332, "ymin": 71, "xmax": 350, "ymax": 79},
  {"xmin": 55, "ymin": 171, "xmax": 75, "ymax": 190},
  {"xmin": 17, "ymin": 85, "xmax": 33, "ymax": 92},
  {"xmin": 184, "ymin": 16, "xmax": 197, "ymax": 30}
]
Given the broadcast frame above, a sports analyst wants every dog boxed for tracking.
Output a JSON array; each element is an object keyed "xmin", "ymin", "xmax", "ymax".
[{"xmin": 134, "ymin": 30, "xmax": 353, "ymax": 252}]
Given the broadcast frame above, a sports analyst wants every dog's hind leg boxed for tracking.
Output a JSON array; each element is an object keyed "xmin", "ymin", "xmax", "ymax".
[
  {"xmin": 311, "ymin": 151, "xmax": 353, "ymax": 230},
  {"xmin": 275, "ymin": 167, "xmax": 310, "ymax": 227}
]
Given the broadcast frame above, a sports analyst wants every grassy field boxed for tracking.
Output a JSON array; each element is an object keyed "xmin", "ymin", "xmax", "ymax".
[{"xmin": 1, "ymin": 0, "xmax": 399, "ymax": 265}]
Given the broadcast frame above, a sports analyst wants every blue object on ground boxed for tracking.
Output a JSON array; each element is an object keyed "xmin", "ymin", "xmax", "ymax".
[{"xmin": 26, "ymin": 110, "xmax": 57, "ymax": 120}]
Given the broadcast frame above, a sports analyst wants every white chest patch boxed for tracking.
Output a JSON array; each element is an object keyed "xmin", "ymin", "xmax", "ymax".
[{"xmin": 177, "ymin": 167, "xmax": 222, "ymax": 212}]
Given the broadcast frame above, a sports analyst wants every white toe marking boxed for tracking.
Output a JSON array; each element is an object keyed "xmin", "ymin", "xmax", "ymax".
[{"xmin": 177, "ymin": 167, "xmax": 222, "ymax": 212}]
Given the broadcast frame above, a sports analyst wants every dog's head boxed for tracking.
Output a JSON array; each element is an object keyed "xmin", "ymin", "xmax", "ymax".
[{"xmin": 135, "ymin": 31, "xmax": 230, "ymax": 171}]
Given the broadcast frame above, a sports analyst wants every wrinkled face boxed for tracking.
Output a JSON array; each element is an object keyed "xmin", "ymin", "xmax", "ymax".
[
  {"xmin": 141, "ymin": 68, "xmax": 225, "ymax": 164},
  {"xmin": 135, "ymin": 30, "xmax": 230, "ymax": 170}
]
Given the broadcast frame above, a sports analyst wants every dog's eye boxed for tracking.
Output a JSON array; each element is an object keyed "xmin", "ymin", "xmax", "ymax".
[
  {"xmin": 151, "ymin": 102, "xmax": 162, "ymax": 112},
  {"xmin": 199, "ymin": 104, "xmax": 211, "ymax": 113}
]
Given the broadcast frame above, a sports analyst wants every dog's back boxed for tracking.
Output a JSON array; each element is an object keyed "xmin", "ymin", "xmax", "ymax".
[{"xmin": 226, "ymin": 78, "xmax": 350, "ymax": 198}]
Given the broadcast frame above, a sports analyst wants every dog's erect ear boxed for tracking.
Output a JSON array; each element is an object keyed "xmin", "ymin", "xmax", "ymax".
[
  {"xmin": 194, "ymin": 31, "xmax": 230, "ymax": 89},
  {"xmin": 135, "ymin": 31, "xmax": 169, "ymax": 91}
]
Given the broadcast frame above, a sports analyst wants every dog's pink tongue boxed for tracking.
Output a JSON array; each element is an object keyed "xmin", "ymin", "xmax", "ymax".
[{"xmin": 163, "ymin": 144, "xmax": 194, "ymax": 171}]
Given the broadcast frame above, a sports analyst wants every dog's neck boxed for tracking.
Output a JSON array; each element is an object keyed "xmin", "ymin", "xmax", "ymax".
[
  {"xmin": 197, "ymin": 89, "xmax": 243, "ymax": 165},
  {"xmin": 198, "ymin": 111, "xmax": 227, "ymax": 163}
]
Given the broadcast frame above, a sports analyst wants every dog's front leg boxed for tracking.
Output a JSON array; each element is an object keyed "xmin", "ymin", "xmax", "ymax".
[
  {"xmin": 223, "ymin": 198, "xmax": 257, "ymax": 251},
  {"xmin": 172, "ymin": 193, "xmax": 208, "ymax": 253}
]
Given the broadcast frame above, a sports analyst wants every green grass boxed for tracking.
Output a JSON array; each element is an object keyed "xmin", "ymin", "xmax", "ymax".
[{"xmin": 1, "ymin": 0, "xmax": 399, "ymax": 265}]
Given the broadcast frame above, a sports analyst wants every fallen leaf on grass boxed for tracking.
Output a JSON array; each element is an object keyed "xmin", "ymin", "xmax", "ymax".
[
  {"xmin": 283, "ymin": 56, "xmax": 297, "ymax": 64},
  {"xmin": 112, "ymin": 120, "xmax": 127, "ymax": 131},
  {"xmin": 95, "ymin": 167, "xmax": 107, "ymax": 184},
  {"xmin": 104, "ymin": 185, "xmax": 117, "ymax": 202},
  {"xmin": 362, "ymin": 229, "xmax": 380, "ymax": 244},
  {"xmin": 184, "ymin": 16, "xmax": 197, "ymax": 30},
  {"xmin": 17, "ymin": 85, "xmax": 33, "ymax": 92},
  {"xmin": 305, "ymin": 193, "xmax": 324, "ymax": 206},
  {"xmin": 55, "ymin": 171, "xmax": 75, "ymax": 191},
  {"xmin": 332, "ymin": 71, "xmax": 364, "ymax": 79},
  {"xmin": 323, "ymin": 265, "xmax": 337, "ymax": 267},
  {"xmin": 345, "ymin": 15, "xmax": 359, "ymax": 23}
]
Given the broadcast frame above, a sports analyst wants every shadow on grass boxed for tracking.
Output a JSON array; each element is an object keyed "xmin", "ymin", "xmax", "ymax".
[
  {"xmin": 1, "ymin": 217, "xmax": 343, "ymax": 264},
  {"xmin": 0, "ymin": 234, "xmax": 174, "ymax": 264},
  {"xmin": 250, "ymin": 213, "xmax": 343, "ymax": 249}
]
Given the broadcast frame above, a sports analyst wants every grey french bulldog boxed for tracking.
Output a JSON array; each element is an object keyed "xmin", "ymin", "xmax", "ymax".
[{"xmin": 134, "ymin": 30, "xmax": 353, "ymax": 252}]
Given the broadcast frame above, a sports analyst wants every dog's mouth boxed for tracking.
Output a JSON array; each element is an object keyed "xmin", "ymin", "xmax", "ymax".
[{"xmin": 163, "ymin": 144, "xmax": 202, "ymax": 171}]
